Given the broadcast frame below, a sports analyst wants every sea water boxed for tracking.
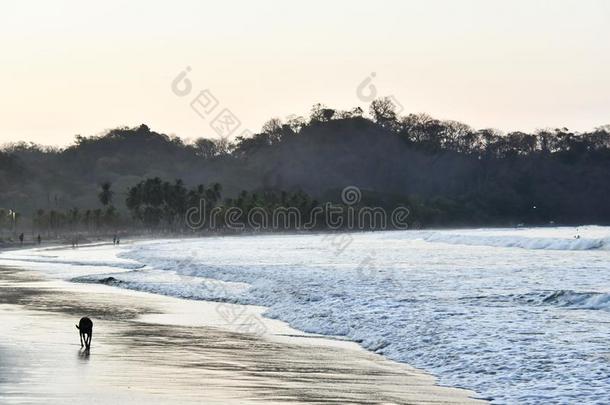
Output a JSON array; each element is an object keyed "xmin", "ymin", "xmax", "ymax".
[{"xmin": 2, "ymin": 226, "xmax": 610, "ymax": 404}]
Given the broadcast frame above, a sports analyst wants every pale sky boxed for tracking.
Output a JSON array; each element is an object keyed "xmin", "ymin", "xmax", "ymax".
[{"xmin": 0, "ymin": 0, "xmax": 609, "ymax": 146}]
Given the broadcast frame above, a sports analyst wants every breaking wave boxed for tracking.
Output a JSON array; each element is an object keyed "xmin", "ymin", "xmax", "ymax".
[
  {"xmin": 71, "ymin": 269, "xmax": 251, "ymax": 302},
  {"xmin": 542, "ymin": 290, "xmax": 610, "ymax": 311},
  {"xmin": 423, "ymin": 232, "xmax": 607, "ymax": 251}
]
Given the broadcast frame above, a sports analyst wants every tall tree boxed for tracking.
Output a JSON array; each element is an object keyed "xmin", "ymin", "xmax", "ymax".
[
  {"xmin": 369, "ymin": 97, "xmax": 397, "ymax": 127},
  {"xmin": 98, "ymin": 182, "xmax": 114, "ymax": 207}
]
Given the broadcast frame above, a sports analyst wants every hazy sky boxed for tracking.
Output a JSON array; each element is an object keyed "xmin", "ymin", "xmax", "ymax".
[{"xmin": 1, "ymin": 0, "xmax": 609, "ymax": 146}]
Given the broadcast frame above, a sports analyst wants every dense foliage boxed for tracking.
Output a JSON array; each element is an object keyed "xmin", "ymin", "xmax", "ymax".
[{"xmin": 1, "ymin": 98, "xmax": 610, "ymax": 233}]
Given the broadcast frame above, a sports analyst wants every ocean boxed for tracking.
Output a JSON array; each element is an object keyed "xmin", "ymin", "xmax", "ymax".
[{"xmin": 2, "ymin": 226, "xmax": 610, "ymax": 404}]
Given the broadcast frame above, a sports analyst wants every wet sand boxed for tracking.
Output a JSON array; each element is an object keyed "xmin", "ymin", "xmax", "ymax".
[{"xmin": 0, "ymin": 265, "xmax": 486, "ymax": 404}]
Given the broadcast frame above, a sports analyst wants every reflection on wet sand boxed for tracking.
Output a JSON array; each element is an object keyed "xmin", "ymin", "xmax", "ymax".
[
  {"xmin": 0, "ymin": 267, "xmax": 485, "ymax": 404},
  {"xmin": 77, "ymin": 348, "xmax": 90, "ymax": 361}
]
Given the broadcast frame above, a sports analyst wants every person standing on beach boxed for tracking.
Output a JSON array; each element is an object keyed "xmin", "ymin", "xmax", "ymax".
[
  {"xmin": 19, "ymin": 233, "xmax": 24, "ymax": 245},
  {"xmin": 37, "ymin": 234, "xmax": 41, "ymax": 245}
]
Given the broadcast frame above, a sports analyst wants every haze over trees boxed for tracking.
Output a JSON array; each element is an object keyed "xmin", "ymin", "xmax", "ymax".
[{"xmin": 1, "ymin": 97, "xmax": 610, "ymax": 233}]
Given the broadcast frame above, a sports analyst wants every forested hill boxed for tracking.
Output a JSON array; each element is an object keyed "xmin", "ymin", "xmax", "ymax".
[{"xmin": 2, "ymin": 98, "xmax": 610, "ymax": 226}]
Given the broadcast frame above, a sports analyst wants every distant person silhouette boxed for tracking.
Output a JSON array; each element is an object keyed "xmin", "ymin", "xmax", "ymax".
[
  {"xmin": 113, "ymin": 235, "xmax": 117, "ymax": 245},
  {"xmin": 37, "ymin": 234, "xmax": 41, "ymax": 244},
  {"xmin": 18, "ymin": 233, "xmax": 24, "ymax": 245}
]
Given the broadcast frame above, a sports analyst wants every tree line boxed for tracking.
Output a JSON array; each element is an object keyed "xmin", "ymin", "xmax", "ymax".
[
  {"xmin": 1, "ymin": 97, "xmax": 610, "ymax": 230},
  {"xmin": 193, "ymin": 98, "xmax": 610, "ymax": 160}
]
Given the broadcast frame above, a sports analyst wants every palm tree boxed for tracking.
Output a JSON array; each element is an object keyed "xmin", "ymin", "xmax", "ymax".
[
  {"xmin": 98, "ymin": 182, "xmax": 114, "ymax": 207},
  {"xmin": 211, "ymin": 183, "xmax": 222, "ymax": 204}
]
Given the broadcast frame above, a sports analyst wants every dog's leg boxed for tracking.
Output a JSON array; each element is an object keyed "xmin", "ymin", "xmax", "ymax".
[{"xmin": 80, "ymin": 332, "xmax": 84, "ymax": 348}]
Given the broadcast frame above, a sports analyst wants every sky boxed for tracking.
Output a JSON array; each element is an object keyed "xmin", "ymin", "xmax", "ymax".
[{"xmin": 0, "ymin": 0, "xmax": 609, "ymax": 146}]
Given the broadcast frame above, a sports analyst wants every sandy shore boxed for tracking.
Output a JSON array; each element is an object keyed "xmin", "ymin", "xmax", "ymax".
[{"xmin": 0, "ymin": 261, "xmax": 486, "ymax": 404}]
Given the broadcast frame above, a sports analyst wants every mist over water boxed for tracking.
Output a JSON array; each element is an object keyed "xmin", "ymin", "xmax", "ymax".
[{"xmin": 3, "ymin": 227, "xmax": 610, "ymax": 403}]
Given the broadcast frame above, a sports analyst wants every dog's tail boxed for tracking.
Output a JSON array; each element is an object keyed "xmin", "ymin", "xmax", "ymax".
[{"xmin": 75, "ymin": 324, "xmax": 80, "ymax": 330}]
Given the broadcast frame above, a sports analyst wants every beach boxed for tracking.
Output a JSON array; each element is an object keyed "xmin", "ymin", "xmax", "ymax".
[
  {"xmin": 0, "ymin": 251, "xmax": 485, "ymax": 405},
  {"xmin": 2, "ymin": 228, "xmax": 610, "ymax": 403}
]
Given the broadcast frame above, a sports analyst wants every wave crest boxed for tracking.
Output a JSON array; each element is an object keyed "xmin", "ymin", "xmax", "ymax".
[
  {"xmin": 423, "ymin": 233, "xmax": 607, "ymax": 251},
  {"xmin": 542, "ymin": 290, "xmax": 610, "ymax": 311}
]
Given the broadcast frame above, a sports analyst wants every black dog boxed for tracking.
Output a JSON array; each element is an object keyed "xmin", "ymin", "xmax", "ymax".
[{"xmin": 76, "ymin": 317, "xmax": 93, "ymax": 349}]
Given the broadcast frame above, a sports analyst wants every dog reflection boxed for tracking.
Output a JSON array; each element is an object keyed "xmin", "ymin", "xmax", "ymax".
[{"xmin": 78, "ymin": 347, "xmax": 90, "ymax": 360}]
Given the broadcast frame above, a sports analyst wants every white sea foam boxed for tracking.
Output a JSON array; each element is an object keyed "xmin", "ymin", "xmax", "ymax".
[
  {"xmin": 72, "ymin": 269, "xmax": 250, "ymax": 301},
  {"xmin": 542, "ymin": 290, "xmax": 610, "ymax": 311},
  {"xmin": 420, "ymin": 226, "xmax": 609, "ymax": 251},
  {"xmin": 0, "ymin": 245, "xmax": 143, "ymax": 270},
  {"xmin": 3, "ymin": 228, "xmax": 610, "ymax": 404}
]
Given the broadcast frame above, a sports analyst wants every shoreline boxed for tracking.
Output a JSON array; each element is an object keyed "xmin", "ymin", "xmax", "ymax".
[
  {"xmin": 0, "ymin": 254, "xmax": 487, "ymax": 404},
  {"xmin": 0, "ymin": 222, "xmax": 589, "ymax": 251}
]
